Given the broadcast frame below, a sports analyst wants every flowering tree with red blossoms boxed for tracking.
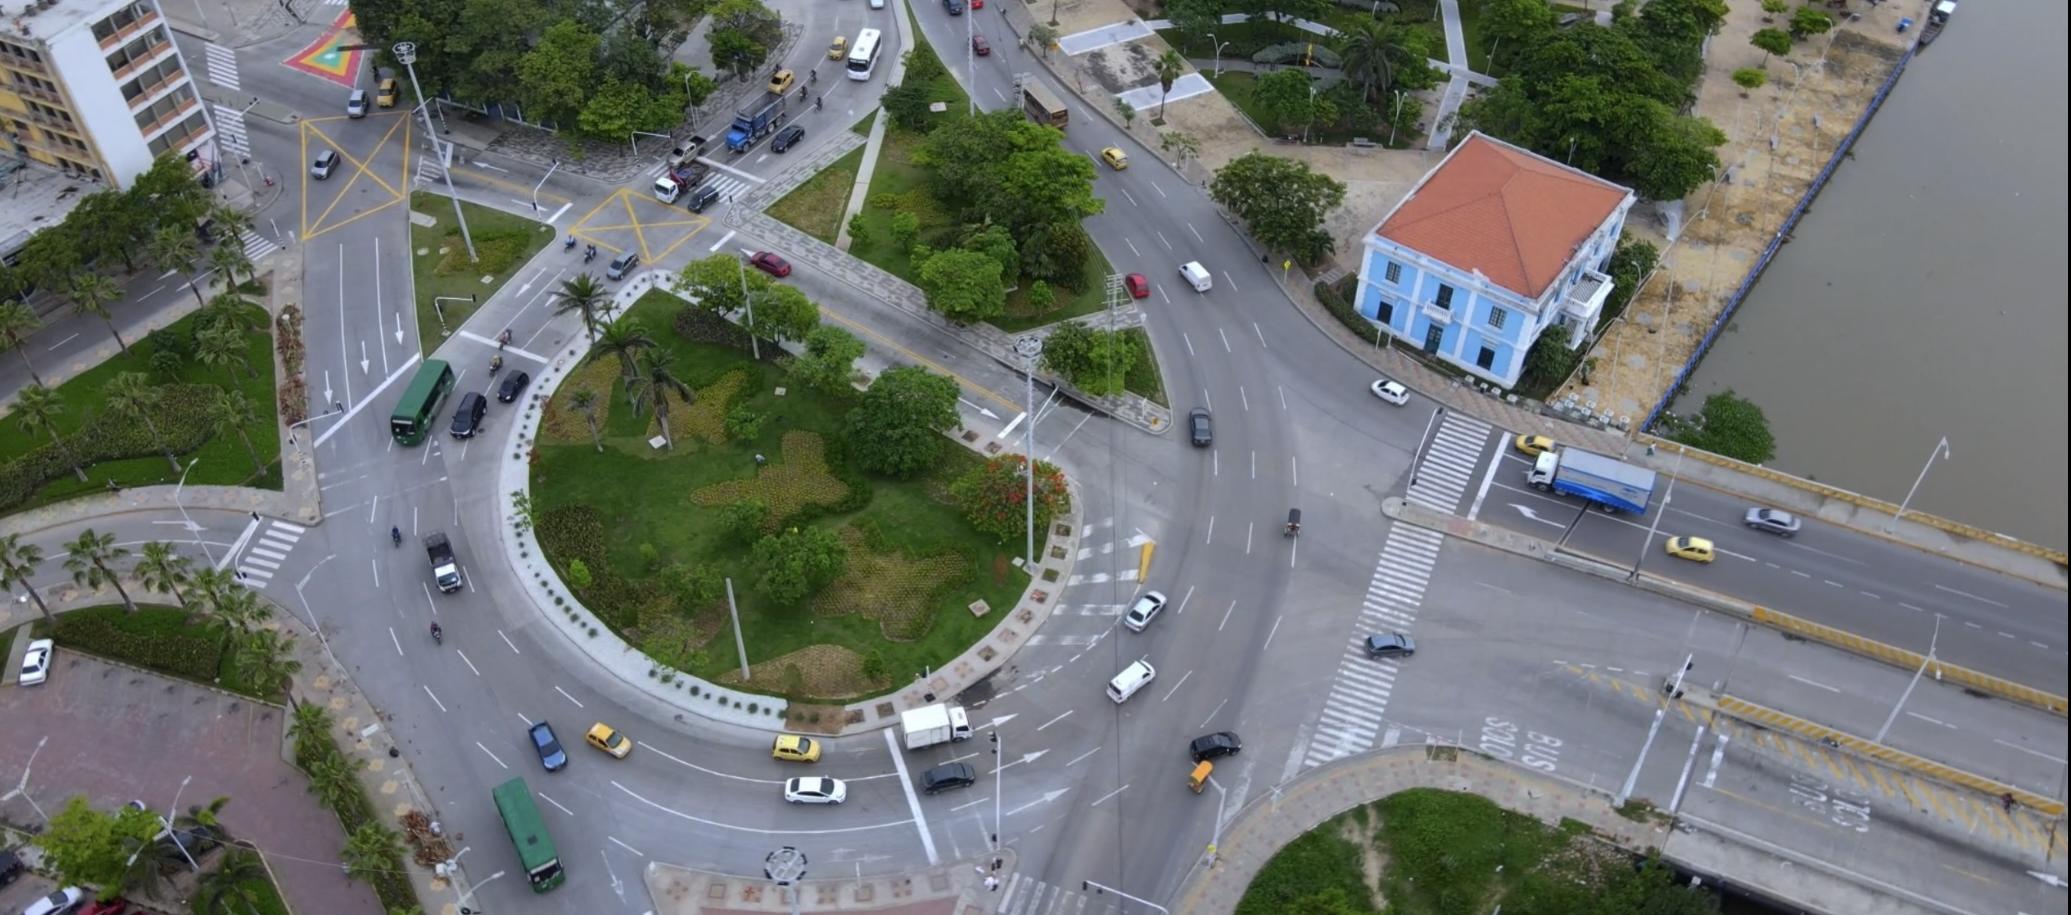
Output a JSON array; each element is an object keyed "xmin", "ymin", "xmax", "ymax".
[{"xmin": 951, "ymin": 454, "xmax": 1071, "ymax": 544}]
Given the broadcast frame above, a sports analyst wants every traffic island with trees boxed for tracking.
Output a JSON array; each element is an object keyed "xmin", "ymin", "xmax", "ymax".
[{"xmin": 527, "ymin": 278, "xmax": 1069, "ymax": 710}]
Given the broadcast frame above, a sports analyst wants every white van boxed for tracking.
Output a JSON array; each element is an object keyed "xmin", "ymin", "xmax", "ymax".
[
  {"xmin": 1106, "ymin": 659, "xmax": 1157, "ymax": 703},
  {"xmin": 1178, "ymin": 261, "xmax": 1212, "ymax": 292}
]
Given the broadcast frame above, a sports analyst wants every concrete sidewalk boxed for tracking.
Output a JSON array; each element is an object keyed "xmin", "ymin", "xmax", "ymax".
[{"xmin": 644, "ymin": 850, "xmax": 1014, "ymax": 915}]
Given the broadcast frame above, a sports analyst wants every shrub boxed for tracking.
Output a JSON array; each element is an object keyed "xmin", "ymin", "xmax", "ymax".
[
  {"xmin": 725, "ymin": 404, "xmax": 766, "ymax": 441},
  {"xmin": 722, "ymin": 497, "xmax": 771, "ymax": 543},
  {"xmin": 0, "ymin": 382, "xmax": 223, "ymax": 511},
  {"xmin": 951, "ymin": 454, "xmax": 1071, "ymax": 543},
  {"xmin": 46, "ymin": 606, "xmax": 225, "ymax": 683}
]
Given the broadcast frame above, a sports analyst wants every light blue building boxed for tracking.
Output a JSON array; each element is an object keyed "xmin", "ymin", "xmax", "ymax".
[{"xmin": 1352, "ymin": 132, "xmax": 1636, "ymax": 389}]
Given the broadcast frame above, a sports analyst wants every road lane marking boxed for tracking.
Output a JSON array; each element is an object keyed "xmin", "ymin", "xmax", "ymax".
[
  {"xmin": 1933, "ymin": 583, "xmax": 2009, "ymax": 608},
  {"xmin": 473, "ymin": 741, "xmax": 505, "ymax": 767},
  {"xmin": 885, "ymin": 726, "xmax": 940, "ymax": 864},
  {"xmin": 1218, "ymin": 600, "xmax": 1235, "ymax": 631},
  {"xmin": 1993, "ymin": 739, "xmax": 2066, "ymax": 764},
  {"xmin": 1067, "ymin": 747, "xmax": 1100, "ymax": 767},
  {"xmin": 1088, "ymin": 784, "xmax": 1129, "ymax": 807},
  {"xmin": 537, "ymin": 792, "xmax": 574, "ymax": 816},
  {"xmin": 498, "ymin": 630, "xmax": 521, "ymax": 654},
  {"xmin": 1263, "ymin": 613, "xmax": 1283, "ymax": 650},
  {"xmin": 1199, "ymin": 698, "xmax": 1227, "ymax": 728},
  {"xmin": 1788, "ymin": 674, "xmax": 1840, "ymax": 693},
  {"xmin": 457, "ymin": 650, "xmax": 480, "ymax": 676},
  {"xmin": 1161, "ymin": 670, "xmax": 1192, "ymax": 702},
  {"xmin": 554, "ymin": 686, "xmax": 585, "ymax": 708},
  {"xmin": 608, "ymin": 836, "xmax": 646, "ymax": 856},
  {"xmin": 1037, "ymin": 710, "xmax": 1072, "ymax": 731}
]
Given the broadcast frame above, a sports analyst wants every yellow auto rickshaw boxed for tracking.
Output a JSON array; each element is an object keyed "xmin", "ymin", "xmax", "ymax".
[{"xmin": 1189, "ymin": 760, "xmax": 1213, "ymax": 794}]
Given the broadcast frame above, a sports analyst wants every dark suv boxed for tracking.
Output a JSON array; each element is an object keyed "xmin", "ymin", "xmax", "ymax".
[
  {"xmin": 920, "ymin": 762, "xmax": 976, "ymax": 794},
  {"xmin": 773, "ymin": 124, "xmax": 806, "ymax": 153},
  {"xmin": 1189, "ymin": 731, "xmax": 1243, "ymax": 762},
  {"xmin": 687, "ymin": 184, "xmax": 721, "ymax": 213},
  {"xmin": 449, "ymin": 392, "xmax": 487, "ymax": 438},
  {"xmin": 1188, "ymin": 408, "xmax": 1212, "ymax": 447}
]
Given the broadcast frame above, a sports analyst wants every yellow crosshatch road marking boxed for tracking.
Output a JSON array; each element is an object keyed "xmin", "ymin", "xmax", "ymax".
[
  {"xmin": 300, "ymin": 113, "xmax": 412, "ymax": 240},
  {"xmin": 564, "ymin": 188, "xmax": 713, "ymax": 263}
]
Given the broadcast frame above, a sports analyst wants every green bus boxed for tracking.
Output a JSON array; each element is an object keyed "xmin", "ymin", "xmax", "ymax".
[
  {"xmin": 390, "ymin": 359, "xmax": 455, "ymax": 445},
  {"xmin": 491, "ymin": 777, "xmax": 565, "ymax": 892}
]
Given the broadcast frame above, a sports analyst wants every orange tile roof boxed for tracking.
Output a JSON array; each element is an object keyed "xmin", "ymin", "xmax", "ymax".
[{"xmin": 1376, "ymin": 133, "xmax": 1630, "ymax": 299}]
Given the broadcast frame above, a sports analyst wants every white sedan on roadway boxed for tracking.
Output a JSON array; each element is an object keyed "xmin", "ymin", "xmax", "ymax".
[
  {"xmin": 1370, "ymin": 378, "xmax": 1410, "ymax": 405},
  {"xmin": 785, "ymin": 777, "xmax": 848, "ymax": 805}
]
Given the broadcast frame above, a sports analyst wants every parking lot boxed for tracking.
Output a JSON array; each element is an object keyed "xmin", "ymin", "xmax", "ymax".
[{"xmin": 0, "ymin": 646, "xmax": 379, "ymax": 914}]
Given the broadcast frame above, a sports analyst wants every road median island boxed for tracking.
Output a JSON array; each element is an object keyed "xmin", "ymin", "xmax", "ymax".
[{"xmin": 407, "ymin": 191, "xmax": 556, "ymax": 350}]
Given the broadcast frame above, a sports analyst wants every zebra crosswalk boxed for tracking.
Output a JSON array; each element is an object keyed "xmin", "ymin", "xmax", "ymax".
[
  {"xmin": 234, "ymin": 520, "xmax": 305, "ymax": 587},
  {"xmin": 202, "ymin": 43, "xmax": 240, "ymax": 91},
  {"xmin": 995, "ymin": 872, "xmax": 1119, "ymax": 915},
  {"xmin": 1302, "ymin": 521, "xmax": 1444, "ymax": 769},
  {"xmin": 237, "ymin": 229, "xmax": 280, "ymax": 263},
  {"xmin": 210, "ymin": 104, "xmax": 250, "ymax": 159},
  {"xmin": 1405, "ymin": 410, "xmax": 1494, "ymax": 515}
]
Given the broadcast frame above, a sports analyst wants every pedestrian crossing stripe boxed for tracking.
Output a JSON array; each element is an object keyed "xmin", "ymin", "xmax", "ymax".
[
  {"xmin": 996, "ymin": 872, "xmax": 1119, "ymax": 915},
  {"xmin": 203, "ymin": 43, "xmax": 241, "ymax": 91},
  {"xmin": 234, "ymin": 520, "xmax": 302, "ymax": 586},
  {"xmin": 1406, "ymin": 411, "xmax": 1495, "ymax": 515},
  {"xmin": 1303, "ymin": 521, "xmax": 1446, "ymax": 769}
]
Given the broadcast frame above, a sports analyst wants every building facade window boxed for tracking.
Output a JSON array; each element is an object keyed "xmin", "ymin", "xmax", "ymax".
[
  {"xmin": 1488, "ymin": 306, "xmax": 1507, "ymax": 331},
  {"xmin": 1377, "ymin": 300, "xmax": 1394, "ymax": 327},
  {"xmin": 1384, "ymin": 261, "xmax": 1401, "ymax": 284},
  {"xmin": 1476, "ymin": 346, "xmax": 1496, "ymax": 370},
  {"xmin": 1434, "ymin": 284, "xmax": 1454, "ymax": 310}
]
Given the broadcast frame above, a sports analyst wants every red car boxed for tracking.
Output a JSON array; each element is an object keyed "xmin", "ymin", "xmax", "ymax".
[
  {"xmin": 749, "ymin": 252, "xmax": 792, "ymax": 277},
  {"xmin": 80, "ymin": 900, "xmax": 131, "ymax": 915},
  {"xmin": 973, "ymin": 34, "xmax": 991, "ymax": 56},
  {"xmin": 1124, "ymin": 273, "xmax": 1150, "ymax": 299}
]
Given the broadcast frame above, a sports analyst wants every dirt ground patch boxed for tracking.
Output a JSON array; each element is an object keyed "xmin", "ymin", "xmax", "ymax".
[
  {"xmin": 717, "ymin": 643, "xmax": 886, "ymax": 700},
  {"xmin": 541, "ymin": 356, "xmax": 623, "ymax": 443},
  {"xmin": 1556, "ymin": 10, "xmax": 1915, "ymax": 425},
  {"xmin": 688, "ymin": 429, "xmax": 849, "ymax": 524},
  {"xmin": 812, "ymin": 526, "xmax": 968, "ymax": 639}
]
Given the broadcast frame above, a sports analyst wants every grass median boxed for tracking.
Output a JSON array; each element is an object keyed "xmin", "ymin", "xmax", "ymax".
[{"xmin": 407, "ymin": 191, "xmax": 555, "ymax": 351}]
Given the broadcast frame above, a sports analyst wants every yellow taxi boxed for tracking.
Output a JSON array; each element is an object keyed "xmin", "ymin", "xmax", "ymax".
[
  {"xmin": 768, "ymin": 69, "xmax": 796, "ymax": 95},
  {"xmin": 376, "ymin": 78, "xmax": 400, "ymax": 108},
  {"xmin": 585, "ymin": 723, "xmax": 633, "ymax": 758},
  {"xmin": 1664, "ymin": 536, "xmax": 1716, "ymax": 563},
  {"xmin": 830, "ymin": 36, "xmax": 848, "ymax": 60},
  {"xmin": 1100, "ymin": 146, "xmax": 1129, "ymax": 170},
  {"xmin": 771, "ymin": 734, "xmax": 821, "ymax": 763},
  {"xmin": 1513, "ymin": 434, "xmax": 1556, "ymax": 457}
]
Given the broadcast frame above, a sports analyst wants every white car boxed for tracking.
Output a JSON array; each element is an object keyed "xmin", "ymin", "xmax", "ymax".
[
  {"xmin": 18, "ymin": 638, "xmax": 53, "ymax": 686},
  {"xmin": 870, "ymin": 0, "xmax": 884, "ymax": 8},
  {"xmin": 785, "ymin": 776, "xmax": 848, "ymax": 804},
  {"xmin": 1123, "ymin": 590, "xmax": 1167, "ymax": 632},
  {"xmin": 23, "ymin": 887, "xmax": 85, "ymax": 915},
  {"xmin": 1369, "ymin": 378, "xmax": 1409, "ymax": 405}
]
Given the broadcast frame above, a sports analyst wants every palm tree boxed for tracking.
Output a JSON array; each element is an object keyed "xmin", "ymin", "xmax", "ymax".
[
  {"xmin": 207, "ymin": 203, "xmax": 254, "ymax": 244},
  {"xmin": 290, "ymin": 702, "xmax": 333, "ymax": 747},
  {"xmin": 106, "ymin": 372, "xmax": 182, "ymax": 474},
  {"xmin": 589, "ymin": 320, "xmax": 655, "ymax": 405},
  {"xmin": 209, "ymin": 388, "xmax": 267, "ymax": 476},
  {"xmin": 552, "ymin": 273, "xmax": 610, "ymax": 342},
  {"xmin": 238, "ymin": 628, "xmax": 301, "ymax": 701},
  {"xmin": 209, "ymin": 240, "xmax": 254, "ymax": 289},
  {"xmin": 136, "ymin": 541, "xmax": 195, "ymax": 607},
  {"xmin": 0, "ymin": 534, "xmax": 55, "ymax": 625},
  {"xmin": 146, "ymin": 226, "xmax": 206, "ymax": 307},
  {"xmin": 569, "ymin": 388, "xmax": 604, "ymax": 452},
  {"xmin": 176, "ymin": 795, "xmax": 234, "ymax": 842},
  {"xmin": 195, "ymin": 325, "xmax": 249, "ymax": 381},
  {"xmin": 0, "ymin": 299, "xmax": 45, "ymax": 386},
  {"xmin": 12, "ymin": 384, "xmax": 87, "ymax": 482},
  {"xmin": 1154, "ymin": 49, "xmax": 1187, "ymax": 121},
  {"xmin": 342, "ymin": 822, "xmax": 405, "ymax": 883},
  {"xmin": 304, "ymin": 752, "xmax": 365, "ymax": 811},
  {"xmin": 189, "ymin": 566, "xmax": 237, "ymax": 619},
  {"xmin": 1337, "ymin": 19, "xmax": 1417, "ymax": 105},
  {"xmin": 209, "ymin": 585, "xmax": 270, "ymax": 636},
  {"xmin": 121, "ymin": 830, "xmax": 189, "ymax": 897},
  {"xmin": 66, "ymin": 272, "xmax": 129, "ymax": 354},
  {"xmin": 65, "ymin": 528, "xmax": 136, "ymax": 611},
  {"xmin": 192, "ymin": 849, "xmax": 267, "ymax": 915},
  {"xmin": 628, "ymin": 349, "xmax": 693, "ymax": 449}
]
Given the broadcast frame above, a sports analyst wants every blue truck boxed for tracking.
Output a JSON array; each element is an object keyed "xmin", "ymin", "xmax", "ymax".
[
  {"xmin": 726, "ymin": 92, "xmax": 786, "ymax": 153},
  {"xmin": 1526, "ymin": 448, "xmax": 1656, "ymax": 515}
]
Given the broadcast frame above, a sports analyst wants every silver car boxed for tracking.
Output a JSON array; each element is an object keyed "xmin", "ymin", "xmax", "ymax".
[
  {"xmin": 1123, "ymin": 590, "xmax": 1167, "ymax": 632},
  {"xmin": 1744, "ymin": 507, "xmax": 1801, "ymax": 537}
]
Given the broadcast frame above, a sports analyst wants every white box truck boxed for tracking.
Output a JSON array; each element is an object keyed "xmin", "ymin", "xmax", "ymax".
[{"xmin": 899, "ymin": 703, "xmax": 972, "ymax": 750}]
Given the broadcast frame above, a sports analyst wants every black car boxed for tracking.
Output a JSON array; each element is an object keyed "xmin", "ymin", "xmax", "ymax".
[
  {"xmin": 920, "ymin": 762, "xmax": 976, "ymax": 794},
  {"xmin": 773, "ymin": 124, "xmax": 806, "ymax": 153},
  {"xmin": 529, "ymin": 721, "xmax": 568, "ymax": 771},
  {"xmin": 1189, "ymin": 731, "xmax": 1243, "ymax": 762},
  {"xmin": 1364, "ymin": 632, "xmax": 1415, "ymax": 659},
  {"xmin": 607, "ymin": 251, "xmax": 641, "ymax": 281},
  {"xmin": 497, "ymin": 370, "xmax": 531, "ymax": 403},
  {"xmin": 449, "ymin": 391, "xmax": 487, "ymax": 438},
  {"xmin": 0, "ymin": 848, "xmax": 23, "ymax": 887},
  {"xmin": 944, "ymin": 0, "xmax": 964, "ymax": 13},
  {"xmin": 688, "ymin": 184, "xmax": 722, "ymax": 213},
  {"xmin": 1188, "ymin": 407, "xmax": 1212, "ymax": 447}
]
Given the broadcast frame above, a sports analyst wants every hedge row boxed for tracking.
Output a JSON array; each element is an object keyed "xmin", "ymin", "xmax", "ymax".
[
  {"xmin": 46, "ymin": 606, "xmax": 225, "ymax": 682},
  {"xmin": 294, "ymin": 719, "xmax": 418, "ymax": 911},
  {"xmin": 0, "ymin": 382, "xmax": 222, "ymax": 510}
]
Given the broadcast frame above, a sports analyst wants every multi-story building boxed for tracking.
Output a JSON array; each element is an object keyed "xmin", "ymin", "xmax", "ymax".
[
  {"xmin": 1353, "ymin": 131, "xmax": 1636, "ymax": 389},
  {"xmin": 0, "ymin": 0, "xmax": 218, "ymax": 258}
]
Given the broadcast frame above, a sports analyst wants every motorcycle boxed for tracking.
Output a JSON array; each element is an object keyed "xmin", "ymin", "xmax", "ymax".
[
  {"xmin": 1284, "ymin": 508, "xmax": 1301, "ymax": 538},
  {"xmin": 563, "ymin": 235, "xmax": 577, "ymax": 252},
  {"xmin": 489, "ymin": 354, "xmax": 503, "ymax": 376},
  {"xmin": 583, "ymin": 245, "xmax": 598, "ymax": 264},
  {"xmin": 430, "ymin": 622, "xmax": 443, "ymax": 645},
  {"xmin": 391, "ymin": 526, "xmax": 401, "ymax": 548}
]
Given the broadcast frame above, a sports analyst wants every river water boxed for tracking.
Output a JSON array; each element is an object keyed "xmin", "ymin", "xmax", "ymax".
[{"xmin": 1684, "ymin": 1, "xmax": 2069, "ymax": 551}]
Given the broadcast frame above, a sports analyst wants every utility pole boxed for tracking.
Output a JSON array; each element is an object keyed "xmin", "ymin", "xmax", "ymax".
[
  {"xmin": 393, "ymin": 41, "xmax": 476, "ymax": 263},
  {"xmin": 736, "ymin": 256, "xmax": 761, "ymax": 360},
  {"xmin": 1016, "ymin": 335, "xmax": 1043, "ymax": 567}
]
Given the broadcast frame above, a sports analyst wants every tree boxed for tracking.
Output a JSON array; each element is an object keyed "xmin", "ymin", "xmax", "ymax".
[
  {"xmin": 916, "ymin": 248, "xmax": 1007, "ymax": 325},
  {"xmin": 1601, "ymin": 238, "xmax": 1660, "ymax": 327},
  {"xmin": 751, "ymin": 525, "xmax": 847, "ymax": 606},
  {"xmin": 206, "ymin": 582, "xmax": 270, "ymax": 637},
  {"xmin": 193, "ymin": 850, "xmax": 268, "ymax": 915},
  {"xmin": 569, "ymin": 387, "xmax": 605, "ymax": 452},
  {"xmin": 147, "ymin": 226, "xmax": 206, "ymax": 307},
  {"xmin": 1153, "ymin": 50, "xmax": 1187, "ymax": 120},
  {"xmin": 788, "ymin": 325, "xmax": 865, "ymax": 394},
  {"xmin": 42, "ymin": 797, "xmax": 159, "ymax": 888},
  {"xmin": 1788, "ymin": 6, "xmax": 1832, "ymax": 38},
  {"xmin": 745, "ymin": 284, "xmax": 819, "ymax": 345},
  {"xmin": 913, "ymin": 111, "xmax": 1103, "ymax": 238},
  {"xmin": 1625, "ymin": 110, "xmax": 1725, "ymax": 202},
  {"xmin": 136, "ymin": 541, "xmax": 194, "ymax": 608},
  {"xmin": 676, "ymin": 254, "xmax": 764, "ymax": 318},
  {"xmin": 13, "ymin": 383, "xmax": 87, "ymax": 482},
  {"xmin": 1749, "ymin": 27, "xmax": 1791, "ymax": 63},
  {"xmin": 188, "ymin": 566, "xmax": 238, "ymax": 626},
  {"xmin": 846, "ymin": 213, "xmax": 872, "ymax": 247},
  {"xmin": 962, "ymin": 223, "xmax": 1019, "ymax": 281},
  {"xmin": 1209, "ymin": 152, "xmax": 1346, "ymax": 261},
  {"xmin": 516, "ymin": 20, "xmax": 602, "ymax": 125},
  {"xmin": 881, "ymin": 82, "xmax": 935, "ymax": 131},
  {"xmin": 554, "ymin": 272, "xmax": 611, "ymax": 341},
  {"xmin": 1166, "ymin": 0, "xmax": 1219, "ymax": 40},
  {"xmin": 629, "ymin": 349, "xmax": 694, "ymax": 448},
  {"xmin": 1038, "ymin": 320, "xmax": 1142, "ymax": 396},
  {"xmin": 1159, "ymin": 130, "xmax": 1201, "ymax": 171},
  {"xmin": 1027, "ymin": 23, "xmax": 1059, "ymax": 58},
  {"xmin": 65, "ymin": 528, "xmax": 136, "ymax": 612},
  {"xmin": 106, "ymin": 372, "xmax": 183, "ymax": 474},
  {"xmin": 1519, "ymin": 334, "xmax": 1583, "ymax": 394},
  {"xmin": 1025, "ymin": 280, "xmax": 1055, "ymax": 315},
  {"xmin": 289, "ymin": 702, "xmax": 333, "ymax": 748},
  {"xmin": 846, "ymin": 365, "xmax": 960, "ymax": 477},
  {"xmin": 209, "ymin": 388, "xmax": 268, "ymax": 476},
  {"xmin": 1252, "ymin": 68, "xmax": 1315, "ymax": 135},
  {"xmin": 722, "ymin": 498, "xmax": 769, "ymax": 545},
  {"xmin": 1666, "ymin": 389, "xmax": 1776, "ymax": 464},
  {"xmin": 1732, "ymin": 67, "xmax": 1768, "ymax": 92},
  {"xmin": 889, "ymin": 211, "xmax": 921, "ymax": 250},
  {"xmin": 0, "ymin": 299, "xmax": 46, "ymax": 385},
  {"xmin": 1336, "ymin": 18, "xmax": 1432, "ymax": 105},
  {"xmin": 66, "ymin": 272, "xmax": 130, "ymax": 354},
  {"xmin": 209, "ymin": 240, "xmax": 254, "ymax": 290},
  {"xmin": 121, "ymin": 827, "xmax": 189, "ymax": 898},
  {"xmin": 589, "ymin": 319, "xmax": 656, "ymax": 405},
  {"xmin": 0, "ymin": 534, "xmax": 55, "ymax": 625},
  {"xmin": 1479, "ymin": 0, "xmax": 1556, "ymax": 71},
  {"xmin": 303, "ymin": 751, "xmax": 365, "ymax": 814},
  {"xmin": 342, "ymin": 822, "xmax": 406, "ymax": 884},
  {"xmin": 950, "ymin": 453, "xmax": 1071, "ymax": 543},
  {"xmin": 1759, "ymin": 0, "xmax": 1787, "ymax": 15},
  {"xmin": 1112, "ymin": 95, "xmax": 1137, "ymax": 129},
  {"xmin": 239, "ymin": 628, "xmax": 302, "ymax": 700},
  {"xmin": 194, "ymin": 324, "xmax": 249, "ymax": 381}
]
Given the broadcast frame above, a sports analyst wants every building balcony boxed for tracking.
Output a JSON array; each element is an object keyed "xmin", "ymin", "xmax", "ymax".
[
  {"xmin": 8, "ymin": 79, "xmax": 63, "ymax": 104},
  {"xmin": 19, "ymin": 104, "xmax": 81, "ymax": 134},
  {"xmin": 125, "ymin": 71, "xmax": 183, "ymax": 111},
  {"xmin": 108, "ymin": 36, "xmax": 176, "ymax": 83},
  {"xmin": 96, "ymin": 5, "xmax": 161, "ymax": 51},
  {"xmin": 1558, "ymin": 268, "xmax": 1611, "ymax": 327},
  {"xmin": 137, "ymin": 91, "xmax": 197, "ymax": 136}
]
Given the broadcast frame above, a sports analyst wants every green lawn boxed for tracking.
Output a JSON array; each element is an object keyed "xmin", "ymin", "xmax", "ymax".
[
  {"xmin": 769, "ymin": 145, "xmax": 867, "ymax": 244},
  {"xmin": 852, "ymin": 109, "xmax": 879, "ymax": 137},
  {"xmin": 407, "ymin": 191, "xmax": 555, "ymax": 351},
  {"xmin": 32, "ymin": 604, "xmax": 273, "ymax": 700},
  {"xmin": 1121, "ymin": 327, "xmax": 1167, "ymax": 406},
  {"xmin": 1157, "ymin": 20, "xmax": 1315, "ymax": 61},
  {"xmin": 0, "ymin": 301, "xmax": 279, "ymax": 514},
  {"xmin": 530, "ymin": 290, "xmax": 1033, "ymax": 701}
]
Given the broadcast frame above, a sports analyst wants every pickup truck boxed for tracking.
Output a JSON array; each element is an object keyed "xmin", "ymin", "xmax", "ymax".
[
  {"xmin": 654, "ymin": 156, "xmax": 710, "ymax": 203},
  {"xmin": 425, "ymin": 532, "xmax": 463, "ymax": 593},
  {"xmin": 1526, "ymin": 449, "xmax": 1656, "ymax": 515}
]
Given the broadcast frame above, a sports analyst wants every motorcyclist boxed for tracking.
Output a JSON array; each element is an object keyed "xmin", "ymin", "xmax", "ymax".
[
  {"xmin": 564, "ymin": 234, "xmax": 576, "ymax": 250},
  {"xmin": 498, "ymin": 329, "xmax": 512, "ymax": 349},
  {"xmin": 490, "ymin": 354, "xmax": 504, "ymax": 375},
  {"xmin": 391, "ymin": 526, "xmax": 401, "ymax": 547},
  {"xmin": 430, "ymin": 622, "xmax": 443, "ymax": 643}
]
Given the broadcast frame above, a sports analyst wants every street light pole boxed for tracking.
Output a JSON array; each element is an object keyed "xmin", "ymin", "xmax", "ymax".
[
  {"xmin": 1888, "ymin": 436, "xmax": 1950, "ymax": 532},
  {"xmin": 1082, "ymin": 879, "xmax": 1170, "ymax": 914},
  {"xmin": 1015, "ymin": 335, "xmax": 1043, "ymax": 567},
  {"xmin": 532, "ymin": 159, "xmax": 558, "ymax": 213},
  {"xmin": 1630, "ymin": 446, "xmax": 1685, "ymax": 582},
  {"xmin": 393, "ymin": 41, "xmax": 477, "ymax": 263},
  {"xmin": 173, "ymin": 458, "xmax": 218, "ymax": 568},
  {"xmin": 1407, "ymin": 407, "xmax": 1443, "ymax": 488},
  {"xmin": 736, "ymin": 256, "xmax": 762, "ymax": 360},
  {"xmin": 1208, "ymin": 34, "xmax": 1231, "ymax": 78},
  {"xmin": 1875, "ymin": 612, "xmax": 1945, "ymax": 743}
]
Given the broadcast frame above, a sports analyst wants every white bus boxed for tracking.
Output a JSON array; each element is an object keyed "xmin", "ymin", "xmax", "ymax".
[{"xmin": 847, "ymin": 28, "xmax": 883, "ymax": 81}]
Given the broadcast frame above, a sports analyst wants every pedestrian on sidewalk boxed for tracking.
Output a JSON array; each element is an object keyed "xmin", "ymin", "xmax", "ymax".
[{"xmin": 985, "ymin": 875, "xmax": 1000, "ymax": 892}]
